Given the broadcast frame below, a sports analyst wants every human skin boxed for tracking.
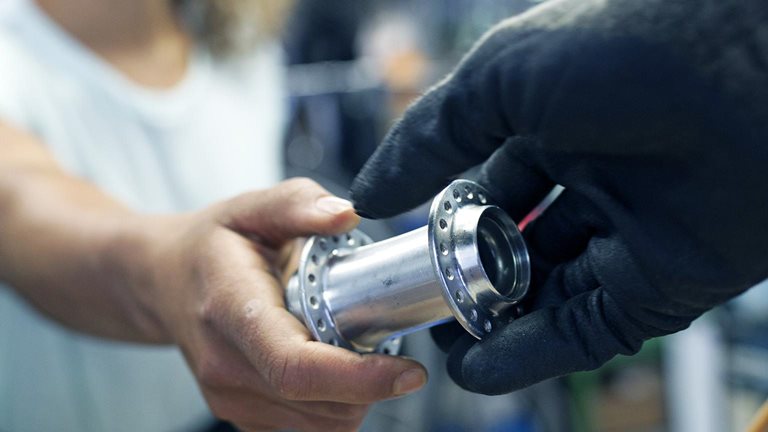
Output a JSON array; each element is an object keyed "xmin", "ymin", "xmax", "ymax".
[
  {"xmin": 0, "ymin": 123, "xmax": 427, "ymax": 431},
  {"xmin": 0, "ymin": 1, "xmax": 427, "ymax": 430}
]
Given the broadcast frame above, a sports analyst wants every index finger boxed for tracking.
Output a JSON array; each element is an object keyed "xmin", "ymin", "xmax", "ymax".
[
  {"xmin": 350, "ymin": 19, "xmax": 538, "ymax": 219},
  {"xmin": 350, "ymin": 72, "xmax": 508, "ymax": 219}
]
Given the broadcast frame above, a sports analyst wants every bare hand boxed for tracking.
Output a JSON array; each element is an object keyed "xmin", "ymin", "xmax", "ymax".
[{"xmin": 144, "ymin": 178, "xmax": 427, "ymax": 431}]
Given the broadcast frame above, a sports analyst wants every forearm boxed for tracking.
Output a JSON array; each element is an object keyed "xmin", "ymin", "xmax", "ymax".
[{"xmin": 0, "ymin": 123, "xmax": 169, "ymax": 343}]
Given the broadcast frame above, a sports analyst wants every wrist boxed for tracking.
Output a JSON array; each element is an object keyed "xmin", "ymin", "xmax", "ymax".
[{"xmin": 100, "ymin": 213, "xmax": 184, "ymax": 344}]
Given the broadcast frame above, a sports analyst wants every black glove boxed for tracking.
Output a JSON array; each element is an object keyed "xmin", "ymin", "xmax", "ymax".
[{"xmin": 351, "ymin": 0, "xmax": 768, "ymax": 395}]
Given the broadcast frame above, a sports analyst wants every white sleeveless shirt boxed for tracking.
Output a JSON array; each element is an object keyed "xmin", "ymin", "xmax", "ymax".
[{"xmin": 0, "ymin": 1, "xmax": 285, "ymax": 430}]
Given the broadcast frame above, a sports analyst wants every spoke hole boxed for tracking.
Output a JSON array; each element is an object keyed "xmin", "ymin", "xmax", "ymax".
[
  {"xmin": 445, "ymin": 267, "xmax": 454, "ymax": 281},
  {"xmin": 465, "ymin": 185, "xmax": 474, "ymax": 200}
]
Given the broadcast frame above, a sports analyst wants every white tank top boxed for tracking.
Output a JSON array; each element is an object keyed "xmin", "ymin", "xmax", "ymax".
[{"xmin": 0, "ymin": 1, "xmax": 285, "ymax": 431}]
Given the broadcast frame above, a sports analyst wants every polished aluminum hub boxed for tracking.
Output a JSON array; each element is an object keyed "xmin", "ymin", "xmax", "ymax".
[{"xmin": 285, "ymin": 180, "xmax": 530, "ymax": 354}]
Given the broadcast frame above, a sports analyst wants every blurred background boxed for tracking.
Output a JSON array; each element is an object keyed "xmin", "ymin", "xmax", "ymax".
[
  {"xmin": 277, "ymin": 1, "xmax": 768, "ymax": 431},
  {"xmin": 3, "ymin": 0, "xmax": 765, "ymax": 430}
]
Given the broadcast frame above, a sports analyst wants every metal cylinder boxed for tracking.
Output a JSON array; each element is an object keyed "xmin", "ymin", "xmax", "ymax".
[
  {"xmin": 322, "ymin": 226, "xmax": 453, "ymax": 351},
  {"xmin": 285, "ymin": 180, "xmax": 530, "ymax": 354}
]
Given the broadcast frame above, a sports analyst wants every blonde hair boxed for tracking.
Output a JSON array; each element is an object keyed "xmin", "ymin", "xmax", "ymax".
[{"xmin": 175, "ymin": 0, "xmax": 293, "ymax": 57}]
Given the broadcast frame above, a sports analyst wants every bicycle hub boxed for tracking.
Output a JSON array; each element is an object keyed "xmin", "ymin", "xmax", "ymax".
[{"xmin": 285, "ymin": 180, "xmax": 530, "ymax": 354}]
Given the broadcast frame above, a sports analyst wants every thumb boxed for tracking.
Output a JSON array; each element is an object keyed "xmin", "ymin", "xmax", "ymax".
[
  {"xmin": 446, "ymin": 288, "xmax": 645, "ymax": 395},
  {"xmin": 219, "ymin": 178, "xmax": 360, "ymax": 245}
]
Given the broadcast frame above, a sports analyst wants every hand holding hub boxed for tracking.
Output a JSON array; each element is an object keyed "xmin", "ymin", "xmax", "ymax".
[{"xmin": 286, "ymin": 180, "xmax": 530, "ymax": 353}]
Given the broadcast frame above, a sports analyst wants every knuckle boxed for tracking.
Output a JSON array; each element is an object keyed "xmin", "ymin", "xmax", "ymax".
[
  {"xmin": 197, "ymin": 274, "xmax": 240, "ymax": 329},
  {"xmin": 198, "ymin": 292, "xmax": 223, "ymax": 328}
]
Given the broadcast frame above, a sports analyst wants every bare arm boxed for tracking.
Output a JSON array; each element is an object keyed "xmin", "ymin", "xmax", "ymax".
[
  {"xmin": 0, "ymin": 121, "xmax": 427, "ymax": 431},
  {"xmin": 0, "ymin": 122, "xmax": 164, "ymax": 341}
]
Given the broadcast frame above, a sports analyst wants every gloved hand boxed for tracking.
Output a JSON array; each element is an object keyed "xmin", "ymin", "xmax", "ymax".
[{"xmin": 351, "ymin": 0, "xmax": 768, "ymax": 395}]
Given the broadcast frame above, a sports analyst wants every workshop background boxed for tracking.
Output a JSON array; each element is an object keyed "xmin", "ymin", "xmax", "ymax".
[{"xmin": 279, "ymin": 1, "xmax": 768, "ymax": 431}]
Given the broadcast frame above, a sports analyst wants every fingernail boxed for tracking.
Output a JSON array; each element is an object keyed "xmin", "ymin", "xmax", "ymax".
[
  {"xmin": 315, "ymin": 196, "xmax": 353, "ymax": 215},
  {"xmin": 393, "ymin": 369, "xmax": 427, "ymax": 396}
]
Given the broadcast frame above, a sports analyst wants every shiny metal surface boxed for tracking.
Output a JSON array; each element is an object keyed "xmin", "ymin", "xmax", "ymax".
[
  {"xmin": 285, "ymin": 180, "xmax": 530, "ymax": 354},
  {"xmin": 325, "ymin": 226, "xmax": 453, "ymax": 351}
]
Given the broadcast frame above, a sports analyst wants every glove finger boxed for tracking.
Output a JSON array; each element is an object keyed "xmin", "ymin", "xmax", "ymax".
[
  {"xmin": 447, "ymin": 288, "xmax": 644, "ymax": 395},
  {"xmin": 350, "ymin": 96, "xmax": 501, "ymax": 218},
  {"xmin": 523, "ymin": 189, "xmax": 600, "ymax": 265},
  {"xmin": 432, "ymin": 243, "xmax": 597, "ymax": 354},
  {"xmin": 351, "ymin": 32, "xmax": 528, "ymax": 219},
  {"xmin": 430, "ymin": 321, "xmax": 466, "ymax": 353},
  {"xmin": 476, "ymin": 137, "xmax": 556, "ymax": 222},
  {"xmin": 523, "ymin": 190, "xmax": 596, "ymax": 285},
  {"xmin": 526, "ymin": 246, "xmax": 600, "ymax": 312}
]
